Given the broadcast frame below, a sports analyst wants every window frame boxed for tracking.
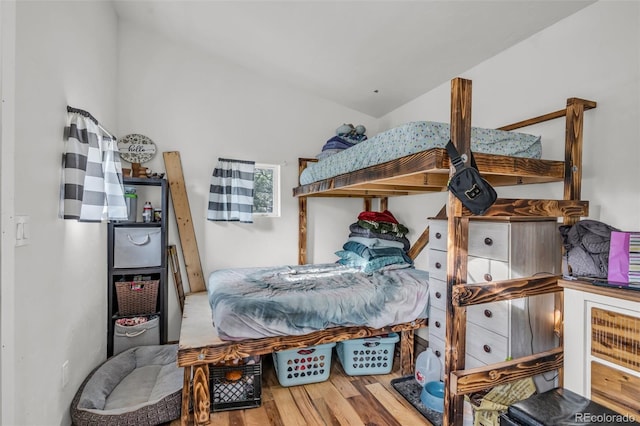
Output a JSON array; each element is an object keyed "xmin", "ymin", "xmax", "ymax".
[{"xmin": 253, "ymin": 163, "xmax": 281, "ymax": 218}]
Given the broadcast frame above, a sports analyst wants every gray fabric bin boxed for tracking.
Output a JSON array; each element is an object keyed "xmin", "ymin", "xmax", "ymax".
[
  {"xmin": 113, "ymin": 227, "xmax": 162, "ymax": 268},
  {"xmin": 113, "ymin": 316, "xmax": 160, "ymax": 355}
]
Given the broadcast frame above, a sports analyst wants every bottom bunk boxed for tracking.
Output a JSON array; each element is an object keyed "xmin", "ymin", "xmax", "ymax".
[{"xmin": 177, "ymin": 291, "xmax": 427, "ymax": 426}]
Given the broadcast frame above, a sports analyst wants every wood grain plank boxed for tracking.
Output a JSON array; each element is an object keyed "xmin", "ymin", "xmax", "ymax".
[
  {"xmin": 262, "ymin": 399, "xmax": 286, "ymax": 426},
  {"xmin": 348, "ymin": 380, "xmax": 401, "ymax": 426},
  {"xmin": 208, "ymin": 410, "xmax": 230, "ymax": 425},
  {"xmin": 271, "ymin": 387, "xmax": 308, "ymax": 426},
  {"xmin": 244, "ymin": 406, "xmax": 275, "ymax": 426},
  {"xmin": 450, "ymin": 347, "xmax": 563, "ymax": 395},
  {"xmin": 289, "ymin": 386, "xmax": 328, "ymax": 426},
  {"xmin": 478, "ymin": 199, "xmax": 588, "ymax": 218},
  {"xmin": 163, "ymin": 151, "xmax": 206, "ymax": 292},
  {"xmin": 328, "ymin": 363, "xmax": 361, "ymax": 399},
  {"xmin": 320, "ymin": 381, "xmax": 366, "ymax": 426},
  {"xmin": 591, "ymin": 308, "xmax": 640, "ymax": 372},
  {"xmin": 366, "ymin": 382, "xmax": 433, "ymax": 426},
  {"xmin": 452, "ymin": 275, "xmax": 561, "ymax": 307},
  {"xmin": 497, "ymin": 98, "xmax": 595, "ymax": 131},
  {"xmin": 591, "ymin": 361, "xmax": 640, "ymax": 417}
]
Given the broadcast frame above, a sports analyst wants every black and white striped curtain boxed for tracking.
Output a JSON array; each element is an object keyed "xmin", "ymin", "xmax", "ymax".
[
  {"xmin": 207, "ymin": 158, "xmax": 255, "ymax": 223},
  {"xmin": 60, "ymin": 107, "xmax": 127, "ymax": 222}
]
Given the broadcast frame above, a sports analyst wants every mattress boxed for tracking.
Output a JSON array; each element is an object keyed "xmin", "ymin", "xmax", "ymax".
[
  {"xmin": 207, "ymin": 263, "xmax": 429, "ymax": 340},
  {"xmin": 300, "ymin": 121, "xmax": 541, "ymax": 185}
]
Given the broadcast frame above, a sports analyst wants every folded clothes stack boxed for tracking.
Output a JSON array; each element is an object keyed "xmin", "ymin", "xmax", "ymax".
[{"xmin": 335, "ymin": 210, "xmax": 413, "ymax": 274}]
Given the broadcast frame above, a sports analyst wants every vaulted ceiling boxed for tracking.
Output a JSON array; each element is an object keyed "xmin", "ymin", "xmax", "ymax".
[{"xmin": 114, "ymin": 1, "xmax": 595, "ymax": 117}]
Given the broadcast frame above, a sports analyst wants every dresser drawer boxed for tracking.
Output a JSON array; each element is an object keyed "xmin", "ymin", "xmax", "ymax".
[
  {"xmin": 429, "ymin": 307, "xmax": 446, "ymax": 341},
  {"xmin": 467, "ymin": 256, "xmax": 509, "ymax": 283},
  {"xmin": 429, "ymin": 220, "xmax": 448, "ymax": 251},
  {"xmin": 465, "ymin": 322, "xmax": 508, "ymax": 364},
  {"xmin": 468, "ymin": 221, "xmax": 509, "ymax": 262},
  {"xmin": 429, "ymin": 249, "xmax": 448, "ymax": 281},
  {"xmin": 468, "ymin": 300, "xmax": 509, "ymax": 337},
  {"xmin": 428, "ymin": 335, "xmax": 445, "ymax": 358},
  {"xmin": 430, "ymin": 278, "xmax": 447, "ymax": 311},
  {"xmin": 465, "ymin": 353, "xmax": 485, "ymax": 369}
]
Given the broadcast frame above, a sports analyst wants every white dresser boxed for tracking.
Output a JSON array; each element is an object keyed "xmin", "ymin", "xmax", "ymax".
[
  {"xmin": 427, "ymin": 218, "xmax": 561, "ymax": 389},
  {"xmin": 561, "ymin": 280, "xmax": 640, "ymax": 418}
]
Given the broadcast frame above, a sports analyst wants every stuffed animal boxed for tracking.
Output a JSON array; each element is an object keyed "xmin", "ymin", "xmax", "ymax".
[{"xmin": 336, "ymin": 123, "xmax": 367, "ymax": 142}]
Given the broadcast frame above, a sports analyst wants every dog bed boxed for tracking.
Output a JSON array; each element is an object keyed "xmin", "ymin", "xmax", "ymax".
[{"xmin": 70, "ymin": 344, "xmax": 183, "ymax": 426}]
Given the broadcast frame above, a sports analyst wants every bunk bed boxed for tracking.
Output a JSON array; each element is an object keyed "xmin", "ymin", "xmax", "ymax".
[
  {"xmin": 176, "ymin": 77, "xmax": 595, "ymax": 426},
  {"xmin": 293, "ymin": 77, "xmax": 595, "ymax": 426}
]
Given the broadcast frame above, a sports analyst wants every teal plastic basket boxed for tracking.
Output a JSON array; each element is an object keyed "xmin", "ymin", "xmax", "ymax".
[
  {"xmin": 273, "ymin": 343, "xmax": 335, "ymax": 387},
  {"xmin": 337, "ymin": 333, "xmax": 399, "ymax": 376}
]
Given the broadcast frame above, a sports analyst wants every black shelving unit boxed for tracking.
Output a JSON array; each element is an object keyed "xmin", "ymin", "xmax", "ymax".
[{"xmin": 107, "ymin": 177, "xmax": 169, "ymax": 357}]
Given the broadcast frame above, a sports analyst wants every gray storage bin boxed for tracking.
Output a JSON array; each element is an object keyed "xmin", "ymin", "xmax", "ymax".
[
  {"xmin": 113, "ymin": 316, "xmax": 160, "ymax": 355},
  {"xmin": 113, "ymin": 227, "xmax": 162, "ymax": 268}
]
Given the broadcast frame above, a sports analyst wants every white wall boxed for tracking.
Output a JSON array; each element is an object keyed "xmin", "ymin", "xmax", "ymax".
[
  {"xmin": 14, "ymin": 1, "xmax": 118, "ymax": 424},
  {"xmin": 386, "ymin": 1, "xmax": 640, "ymax": 342},
  {"xmin": 8, "ymin": 1, "xmax": 639, "ymax": 423},
  {"xmin": 382, "ymin": 1, "xmax": 640, "ymax": 229},
  {"xmin": 116, "ymin": 21, "xmax": 377, "ymax": 340}
]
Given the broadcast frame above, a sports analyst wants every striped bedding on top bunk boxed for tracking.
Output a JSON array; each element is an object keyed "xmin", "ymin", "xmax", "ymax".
[{"xmin": 299, "ymin": 121, "xmax": 541, "ymax": 185}]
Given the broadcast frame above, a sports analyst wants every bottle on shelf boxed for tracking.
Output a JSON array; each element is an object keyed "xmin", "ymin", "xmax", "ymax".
[{"xmin": 142, "ymin": 201, "xmax": 153, "ymax": 223}]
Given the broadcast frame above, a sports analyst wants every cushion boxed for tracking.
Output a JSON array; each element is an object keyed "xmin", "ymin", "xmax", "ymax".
[
  {"xmin": 71, "ymin": 344, "xmax": 183, "ymax": 426},
  {"xmin": 503, "ymin": 387, "xmax": 640, "ymax": 426}
]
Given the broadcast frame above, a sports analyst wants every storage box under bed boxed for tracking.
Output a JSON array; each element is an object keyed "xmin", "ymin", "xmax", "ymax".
[
  {"xmin": 209, "ymin": 358, "xmax": 262, "ymax": 412},
  {"xmin": 273, "ymin": 343, "xmax": 335, "ymax": 387},
  {"xmin": 336, "ymin": 333, "xmax": 399, "ymax": 376}
]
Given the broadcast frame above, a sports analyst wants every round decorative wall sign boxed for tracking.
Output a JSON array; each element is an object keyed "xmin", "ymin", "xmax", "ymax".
[{"xmin": 118, "ymin": 134, "xmax": 157, "ymax": 163}]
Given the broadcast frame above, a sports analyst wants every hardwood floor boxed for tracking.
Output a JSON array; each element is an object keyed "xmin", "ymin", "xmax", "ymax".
[{"xmin": 171, "ymin": 352, "xmax": 433, "ymax": 426}]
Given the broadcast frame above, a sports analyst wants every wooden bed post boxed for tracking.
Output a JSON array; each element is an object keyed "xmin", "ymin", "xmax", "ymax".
[
  {"xmin": 380, "ymin": 197, "xmax": 388, "ymax": 212},
  {"xmin": 298, "ymin": 158, "xmax": 310, "ymax": 265},
  {"xmin": 299, "ymin": 196, "xmax": 307, "ymax": 265},
  {"xmin": 556, "ymin": 97, "xmax": 589, "ymax": 385},
  {"xmin": 444, "ymin": 77, "xmax": 473, "ymax": 426}
]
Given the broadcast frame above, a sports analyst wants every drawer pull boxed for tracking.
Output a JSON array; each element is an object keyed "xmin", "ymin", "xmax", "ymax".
[
  {"xmin": 484, "ymin": 273, "xmax": 493, "ymax": 282},
  {"xmin": 484, "ymin": 237, "xmax": 493, "ymax": 246},
  {"xmin": 483, "ymin": 344, "xmax": 491, "ymax": 353},
  {"xmin": 435, "ymin": 262, "xmax": 442, "ymax": 269},
  {"xmin": 435, "ymin": 321, "xmax": 441, "ymax": 328},
  {"xmin": 435, "ymin": 291, "xmax": 442, "ymax": 299},
  {"xmin": 435, "ymin": 232, "xmax": 442, "ymax": 240},
  {"xmin": 434, "ymin": 350, "xmax": 441, "ymax": 357},
  {"xmin": 484, "ymin": 309, "xmax": 493, "ymax": 318}
]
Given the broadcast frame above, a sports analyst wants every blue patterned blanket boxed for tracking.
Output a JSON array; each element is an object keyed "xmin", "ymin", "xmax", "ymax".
[
  {"xmin": 207, "ymin": 263, "xmax": 429, "ymax": 340},
  {"xmin": 300, "ymin": 121, "xmax": 541, "ymax": 185}
]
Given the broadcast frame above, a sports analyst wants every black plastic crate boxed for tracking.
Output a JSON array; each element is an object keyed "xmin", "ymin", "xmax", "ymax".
[{"xmin": 209, "ymin": 359, "xmax": 262, "ymax": 412}]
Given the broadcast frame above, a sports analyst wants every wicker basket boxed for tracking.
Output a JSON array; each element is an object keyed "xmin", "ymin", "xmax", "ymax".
[{"xmin": 115, "ymin": 280, "xmax": 159, "ymax": 315}]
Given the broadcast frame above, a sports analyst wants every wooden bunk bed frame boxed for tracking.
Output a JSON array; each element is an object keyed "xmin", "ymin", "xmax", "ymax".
[
  {"xmin": 292, "ymin": 77, "xmax": 596, "ymax": 425},
  {"xmin": 176, "ymin": 77, "xmax": 595, "ymax": 426}
]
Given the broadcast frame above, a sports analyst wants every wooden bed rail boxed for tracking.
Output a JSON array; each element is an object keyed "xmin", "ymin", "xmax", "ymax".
[
  {"xmin": 450, "ymin": 347, "xmax": 564, "ymax": 395},
  {"xmin": 498, "ymin": 98, "xmax": 596, "ymax": 131}
]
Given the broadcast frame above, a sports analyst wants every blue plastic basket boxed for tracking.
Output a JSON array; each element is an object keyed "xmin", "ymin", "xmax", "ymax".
[
  {"xmin": 272, "ymin": 343, "xmax": 335, "ymax": 387},
  {"xmin": 336, "ymin": 333, "xmax": 399, "ymax": 376}
]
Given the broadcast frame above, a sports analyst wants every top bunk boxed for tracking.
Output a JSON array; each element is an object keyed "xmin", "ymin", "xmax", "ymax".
[{"xmin": 293, "ymin": 78, "xmax": 596, "ymax": 210}]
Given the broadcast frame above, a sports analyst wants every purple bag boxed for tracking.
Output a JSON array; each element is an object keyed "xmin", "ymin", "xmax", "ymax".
[{"xmin": 608, "ymin": 231, "xmax": 640, "ymax": 283}]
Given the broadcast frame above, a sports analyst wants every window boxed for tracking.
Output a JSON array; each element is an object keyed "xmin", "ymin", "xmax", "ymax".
[{"xmin": 253, "ymin": 163, "xmax": 280, "ymax": 217}]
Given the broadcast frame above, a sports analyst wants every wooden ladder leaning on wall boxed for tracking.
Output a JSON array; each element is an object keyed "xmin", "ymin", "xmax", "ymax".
[{"xmin": 443, "ymin": 78, "xmax": 595, "ymax": 425}]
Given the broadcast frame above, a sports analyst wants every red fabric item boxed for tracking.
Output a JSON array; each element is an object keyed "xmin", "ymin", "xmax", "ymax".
[{"xmin": 357, "ymin": 210, "xmax": 399, "ymax": 224}]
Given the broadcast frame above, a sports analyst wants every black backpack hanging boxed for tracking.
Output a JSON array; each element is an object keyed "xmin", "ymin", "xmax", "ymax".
[{"xmin": 446, "ymin": 140, "xmax": 497, "ymax": 215}]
